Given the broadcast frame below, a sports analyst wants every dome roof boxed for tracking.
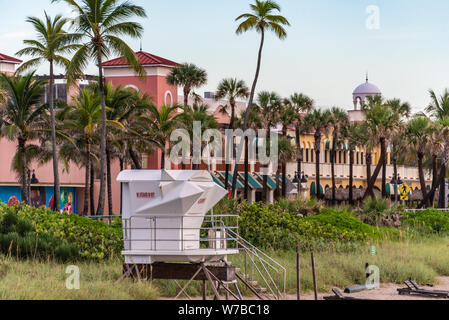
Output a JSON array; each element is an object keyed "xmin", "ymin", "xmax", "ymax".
[{"xmin": 353, "ymin": 81, "xmax": 381, "ymax": 95}]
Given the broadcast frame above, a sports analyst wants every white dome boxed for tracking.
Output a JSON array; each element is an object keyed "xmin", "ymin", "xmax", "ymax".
[{"xmin": 353, "ymin": 81, "xmax": 381, "ymax": 95}]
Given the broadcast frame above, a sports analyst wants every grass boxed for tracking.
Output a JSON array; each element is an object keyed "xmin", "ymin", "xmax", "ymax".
[
  {"xmin": 0, "ymin": 256, "xmax": 158, "ymax": 300},
  {"xmin": 1, "ymin": 237, "xmax": 449, "ymax": 299}
]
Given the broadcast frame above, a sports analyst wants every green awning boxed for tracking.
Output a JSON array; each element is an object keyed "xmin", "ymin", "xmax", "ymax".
[
  {"xmin": 218, "ymin": 172, "xmax": 244, "ymax": 189},
  {"xmin": 385, "ymin": 183, "xmax": 391, "ymax": 196},
  {"xmin": 279, "ymin": 174, "xmax": 292, "ymax": 185},
  {"xmin": 238, "ymin": 173, "xmax": 263, "ymax": 189},
  {"xmin": 427, "ymin": 185, "xmax": 431, "ymax": 191},
  {"xmin": 325, "ymin": 141, "xmax": 331, "ymax": 150},
  {"xmin": 310, "ymin": 182, "xmax": 324, "ymax": 195}
]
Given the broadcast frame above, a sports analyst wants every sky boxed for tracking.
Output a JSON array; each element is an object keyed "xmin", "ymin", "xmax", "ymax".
[{"xmin": 2, "ymin": 0, "xmax": 449, "ymax": 113}]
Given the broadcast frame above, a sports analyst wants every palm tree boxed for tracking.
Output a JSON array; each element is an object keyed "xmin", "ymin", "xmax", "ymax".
[
  {"xmin": 362, "ymin": 102, "xmax": 399, "ymax": 200},
  {"xmin": 290, "ymin": 93, "xmax": 314, "ymax": 196},
  {"xmin": 215, "ymin": 78, "xmax": 249, "ymax": 190},
  {"xmin": 275, "ymin": 136, "xmax": 296, "ymax": 200},
  {"xmin": 54, "ymin": 0, "xmax": 147, "ymax": 215},
  {"xmin": 407, "ymin": 116, "xmax": 433, "ymax": 206},
  {"xmin": 235, "ymin": 106, "xmax": 263, "ymax": 200},
  {"xmin": 231, "ymin": 0, "xmax": 290, "ymax": 197},
  {"xmin": 342, "ymin": 123, "xmax": 364, "ymax": 205},
  {"xmin": 167, "ymin": 63, "xmax": 208, "ymax": 108},
  {"xmin": 0, "ymin": 72, "xmax": 47, "ymax": 204},
  {"xmin": 278, "ymin": 99, "xmax": 296, "ymax": 198},
  {"xmin": 305, "ymin": 109, "xmax": 332, "ymax": 200},
  {"xmin": 59, "ymin": 89, "xmax": 102, "ymax": 215},
  {"xmin": 257, "ymin": 91, "xmax": 281, "ymax": 202},
  {"xmin": 383, "ymin": 99, "xmax": 411, "ymax": 197},
  {"xmin": 178, "ymin": 103, "xmax": 219, "ymax": 170},
  {"xmin": 425, "ymin": 90, "xmax": 449, "ymax": 208},
  {"xmin": 329, "ymin": 107, "xmax": 349, "ymax": 205},
  {"xmin": 145, "ymin": 105, "xmax": 181, "ymax": 170},
  {"xmin": 16, "ymin": 12, "xmax": 81, "ymax": 211}
]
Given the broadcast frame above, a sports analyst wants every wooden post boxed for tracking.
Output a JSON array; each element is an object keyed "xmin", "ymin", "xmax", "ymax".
[
  {"xmin": 311, "ymin": 252, "xmax": 318, "ymax": 301},
  {"xmin": 296, "ymin": 252, "xmax": 301, "ymax": 300},
  {"xmin": 203, "ymin": 280, "xmax": 207, "ymax": 300}
]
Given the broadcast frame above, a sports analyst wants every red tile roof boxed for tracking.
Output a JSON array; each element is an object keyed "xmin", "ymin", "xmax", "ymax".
[
  {"xmin": 102, "ymin": 51, "xmax": 179, "ymax": 67},
  {"xmin": 0, "ymin": 53, "xmax": 22, "ymax": 64}
]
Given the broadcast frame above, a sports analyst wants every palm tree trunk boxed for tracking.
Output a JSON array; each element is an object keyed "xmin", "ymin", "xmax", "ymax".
[
  {"xmin": 315, "ymin": 134, "xmax": 321, "ymax": 200},
  {"xmin": 417, "ymin": 152, "xmax": 428, "ymax": 206},
  {"xmin": 90, "ymin": 159, "xmax": 95, "ymax": 216},
  {"xmin": 382, "ymin": 151, "xmax": 387, "ymax": 198},
  {"xmin": 349, "ymin": 149, "xmax": 354, "ymax": 205},
  {"xmin": 129, "ymin": 148, "xmax": 142, "ymax": 169},
  {"xmin": 244, "ymin": 137, "xmax": 249, "ymax": 200},
  {"xmin": 364, "ymin": 139, "xmax": 386, "ymax": 200},
  {"xmin": 161, "ymin": 148, "xmax": 165, "ymax": 170},
  {"xmin": 438, "ymin": 164, "xmax": 446, "ymax": 208},
  {"xmin": 275, "ymin": 164, "xmax": 281, "ymax": 200},
  {"xmin": 231, "ymin": 27, "xmax": 265, "ymax": 197},
  {"xmin": 106, "ymin": 146, "xmax": 113, "ymax": 215},
  {"xmin": 366, "ymin": 151, "xmax": 375, "ymax": 198},
  {"xmin": 421, "ymin": 159, "xmax": 446, "ymax": 208},
  {"xmin": 82, "ymin": 142, "xmax": 90, "ymax": 216},
  {"xmin": 49, "ymin": 60, "xmax": 60, "ymax": 212},
  {"xmin": 120, "ymin": 157, "xmax": 124, "ymax": 215},
  {"xmin": 331, "ymin": 144, "xmax": 336, "ymax": 205},
  {"xmin": 19, "ymin": 138, "xmax": 28, "ymax": 204},
  {"xmin": 430, "ymin": 155, "xmax": 438, "ymax": 206},
  {"xmin": 393, "ymin": 158, "xmax": 399, "ymax": 203},
  {"xmin": 96, "ymin": 52, "xmax": 107, "ymax": 216},
  {"xmin": 225, "ymin": 105, "xmax": 236, "ymax": 191},
  {"xmin": 184, "ymin": 87, "xmax": 189, "ymax": 109},
  {"xmin": 296, "ymin": 126, "xmax": 302, "ymax": 193},
  {"xmin": 263, "ymin": 128, "xmax": 270, "ymax": 203}
]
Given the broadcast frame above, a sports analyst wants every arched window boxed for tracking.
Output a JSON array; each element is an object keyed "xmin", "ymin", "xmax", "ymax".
[{"xmin": 306, "ymin": 149, "xmax": 309, "ymax": 163}]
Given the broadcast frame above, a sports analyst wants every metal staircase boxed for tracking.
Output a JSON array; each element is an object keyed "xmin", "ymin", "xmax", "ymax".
[{"xmin": 213, "ymin": 220, "xmax": 287, "ymax": 300}]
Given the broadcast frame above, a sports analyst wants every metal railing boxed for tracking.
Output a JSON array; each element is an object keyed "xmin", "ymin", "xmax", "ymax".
[{"xmin": 122, "ymin": 215, "xmax": 239, "ymax": 252}]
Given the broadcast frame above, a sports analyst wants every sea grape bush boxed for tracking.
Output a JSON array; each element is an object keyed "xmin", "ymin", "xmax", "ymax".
[{"xmin": 0, "ymin": 204, "xmax": 123, "ymax": 260}]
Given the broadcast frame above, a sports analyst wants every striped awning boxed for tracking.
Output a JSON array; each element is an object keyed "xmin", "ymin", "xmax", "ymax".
[
  {"xmin": 238, "ymin": 173, "xmax": 263, "ymax": 190},
  {"xmin": 217, "ymin": 172, "xmax": 244, "ymax": 189}
]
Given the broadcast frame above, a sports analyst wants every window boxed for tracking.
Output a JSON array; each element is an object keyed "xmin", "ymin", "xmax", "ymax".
[
  {"xmin": 338, "ymin": 151, "xmax": 342, "ymax": 164},
  {"xmin": 361, "ymin": 152, "xmax": 364, "ymax": 165},
  {"xmin": 311, "ymin": 151, "xmax": 314, "ymax": 163},
  {"xmin": 324, "ymin": 151, "xmax": 328, "ymax": 163},
  {"xmin": 306, "ymin": 149, "xmax": 309, "ymax": 163},
  {"xmin": 356, "ymin": 152, "xmax": 359, "ymax": 165}
]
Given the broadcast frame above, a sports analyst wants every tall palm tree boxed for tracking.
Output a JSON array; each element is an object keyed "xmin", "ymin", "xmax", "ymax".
[
  {"xmin": 54, "ymin": 0, "xmax": 147, "ymax": 215},
  {"xmin": 305, "ymin": 109, "xmax": 332, "ymax": 200},
  {"xmin": 329, "ymin": 107, "xmax": 349, "ymax": 205},
  {"xmin": 0, "ymin": 72, "xmax": 47, "ymax": 204},
  {"xmin": 257, "ymin": 91, "xmax": 281, "ymax": 202},
  {"xmin": 383, "ymin": 99, "xmax": 411, "ymax": 197},
  {"xmin": 235, "ymin": 106, "xmax": 263, "ymax": 200},
  {"xmin": 231, "ymin": 0, "xmax": 290, "ymax": 197},
  {"xmin": 407, "ymin": 116, "xmax": 433, "ymax": 206},
  {"xmin": 167, "ymin": 63, "xmax": 208, "ymax": 108},
  {"xmin": 16, "ymin": 12, "xmax": 81, "ymax": 211},
  {"xmin": 290, "ymin": 93, "xmax": 314, "ymax": 196},
  {"xmin": 215, "ymin": 78, "xmax": 249, "ymax": 190},
  {"xmin": 144, "ymin": 105, "xmax": 181, "ymax": 170},
  {"xmin": 278, "ymin": 99, "xmax": 296, "ymax": 198},
  {"xmin": 425, "ymin": 90, "xmax": 449, "ymax": 208},
  {"xmin": 362, "ymin": 102, "xmax": 399, "ymax": 200}
]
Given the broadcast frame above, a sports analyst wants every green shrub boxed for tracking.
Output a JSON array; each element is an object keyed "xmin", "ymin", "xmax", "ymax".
[
  {"xmin": 403, "ymin": 210, "xmax": 449, "ymax": 235},
  {"xmin": 236, "ymin": 202, "xmax": 393, "ymax": 251},
  {"xmin": 0, "ymin": 204, "xmax": 122, "ymax": 261},
  {"xmin": 0, "ymin": 212, "xmax": 78, "ymax": 262}
]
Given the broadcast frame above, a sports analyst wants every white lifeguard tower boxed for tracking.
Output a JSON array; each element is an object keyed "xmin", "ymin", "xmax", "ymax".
[
  {"xmin": 118, "ymin": 170, "xmax": 239, "ymax": 264},
  {"xmin": 117, "ymin": 170, "xmax": 286, "ymax": 301}
]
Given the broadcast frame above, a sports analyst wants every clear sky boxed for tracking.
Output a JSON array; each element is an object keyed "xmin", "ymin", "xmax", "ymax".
[{"xmin": 2, "ymin": 0, "xmax": 449, "ymax": 113}]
